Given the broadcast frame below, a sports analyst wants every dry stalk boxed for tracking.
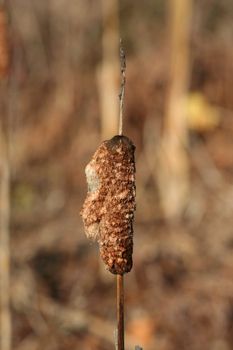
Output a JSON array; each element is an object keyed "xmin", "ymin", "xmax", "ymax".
[
  {"xmin": 116, "ymin": 274, "xmax": 124, "ymax": 350},
  {"xmin": 0, "ymin": 5, "xmax": 11, "ymax": 350},
  {"xmin": 118, "ymin": 39, "xmax": 126, "ymax": 136},
  {"xmin": 157, "ymin": 0, "xmax": 192, "ymax": 220},
  {"xmin": 0, "ymin": 123, "xmax": 11, "ymax": 350},
  {"xmin": 98, "ymin": 0, "xmax": 120, "ymax": 139},
  {"xmin": 0, "ymin": 5, "xmax": 9, "ymax": 78}
]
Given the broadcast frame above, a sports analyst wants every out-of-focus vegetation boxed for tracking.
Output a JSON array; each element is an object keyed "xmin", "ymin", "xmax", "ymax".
[{"xmin": 1, "ymin": 0, "xmax": 233, "ymax": 349}]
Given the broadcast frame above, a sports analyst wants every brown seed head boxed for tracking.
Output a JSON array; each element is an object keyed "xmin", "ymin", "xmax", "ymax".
[{"xmin": 81, "ymin": 135, "xmax": 136, "ymax": 274}]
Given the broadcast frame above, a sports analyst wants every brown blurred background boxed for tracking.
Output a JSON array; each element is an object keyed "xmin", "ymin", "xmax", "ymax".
[{"xmin": 1, "ymin": 0, "xmax": 233, "ymax": 349}]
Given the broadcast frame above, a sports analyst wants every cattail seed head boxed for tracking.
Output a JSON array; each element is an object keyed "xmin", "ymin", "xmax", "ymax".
[{"xmin": 81, "ymin": 135, "xmax": 136, "ymax": 274}]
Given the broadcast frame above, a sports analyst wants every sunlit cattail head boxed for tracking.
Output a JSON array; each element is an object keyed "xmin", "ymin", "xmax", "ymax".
[{"xmin": 81, "ymin": 135, "xmax": 136, "ymax": 274}]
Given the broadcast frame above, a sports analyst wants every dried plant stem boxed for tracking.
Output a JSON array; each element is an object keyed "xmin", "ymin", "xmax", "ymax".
[
  {"xmin": 0, "ymin": 122, "xmax": 11, "ymax": 350},
  {"xmin": 0, "ymin": 2, "xmax": 11, "ymax": 347},
  {"xmin": 157, "ymin": 0, "xmax": 192, "ymax": 220},
  {"xmin": 116, "ymin": 274, "xmax": 124, "ymax": 350},
  {"xmin": 119, "ymin": 39, "xmax": 126, "ymax": 136}
]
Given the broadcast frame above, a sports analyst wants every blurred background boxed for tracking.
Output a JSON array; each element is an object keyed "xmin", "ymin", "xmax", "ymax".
[{"xmin": 0, "ymin": 0, "xmax": 233, "ymax": 349}]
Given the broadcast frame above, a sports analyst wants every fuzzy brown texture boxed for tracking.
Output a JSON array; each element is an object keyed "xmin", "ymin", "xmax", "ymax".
[
  {"xmin": 0, "ymin": 7, "xmax": 9, "ymax": 78},
  {"xmin": 81, "ymin": 135, "xmax": 136, "ymax": 274}
]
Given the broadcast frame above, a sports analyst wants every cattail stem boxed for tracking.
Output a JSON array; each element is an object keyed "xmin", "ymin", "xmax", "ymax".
[
  {"xmin": 117, "ymin": 274, "xmax": 124, "ymax": 350},
  {"xmin": 119, "ymin": 39, "xmax": 126, "ymax": 136}
]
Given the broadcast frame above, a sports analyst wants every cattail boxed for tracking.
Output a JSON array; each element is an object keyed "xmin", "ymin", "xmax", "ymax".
[
  {"xmin": 81, "ymin": 135, "xmax": 136, "ymax": 274},
  {"xmin": 0, "ymin": 6, "xmax": 10, "ymax": 78}
]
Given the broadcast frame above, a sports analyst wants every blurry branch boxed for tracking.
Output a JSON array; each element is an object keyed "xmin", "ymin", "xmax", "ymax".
[
  {"xmin": 157, "ymin": 0, "xmax": 192, "ymax": 220},
  {"xmin": 0, "ymin": 4, "xmax": 11, "ymax": 350},
  {"xmin": 0, "ymin": 4, "xmax": 9, "ymax": 78},
  {"xmin": 0, "ymin": 112, "xmax": 11, "ymax": 350},
  {"xmin": 98, "ymin": 0, "xmax": 119, "ymax": 139}
]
